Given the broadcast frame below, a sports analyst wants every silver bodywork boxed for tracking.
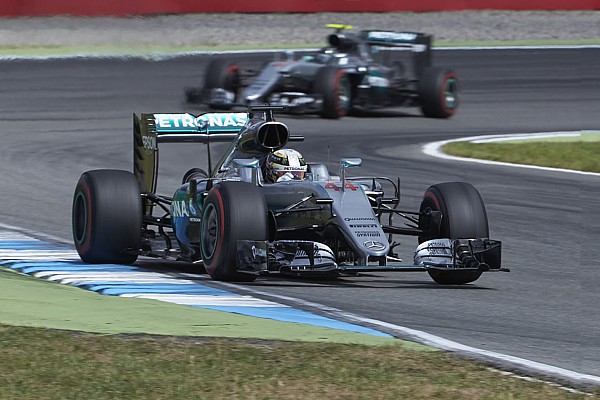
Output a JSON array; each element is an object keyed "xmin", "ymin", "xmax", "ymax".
[{"xmin": 134, "ymin": 107, "xmax": 505, "ymax": 280}]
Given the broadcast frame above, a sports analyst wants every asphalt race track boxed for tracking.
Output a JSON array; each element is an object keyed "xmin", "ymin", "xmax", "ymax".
[{"xmin": 0, "ymin": 47, "xmax": 599, "ymax": 382}]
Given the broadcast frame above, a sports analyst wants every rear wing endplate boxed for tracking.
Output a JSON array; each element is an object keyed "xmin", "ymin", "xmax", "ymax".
[{"xmin": 133, "ymin": 112, "xmax": 248, "ymax": 203}]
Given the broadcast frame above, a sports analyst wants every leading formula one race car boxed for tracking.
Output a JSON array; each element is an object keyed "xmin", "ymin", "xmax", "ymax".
[
  {"xmin": 185, "ymin": 24, "xmax": 459, "ymax": 119},
  {"xmin": 72, "ymin": 106, "xmax": 507, "ymax": 285}
]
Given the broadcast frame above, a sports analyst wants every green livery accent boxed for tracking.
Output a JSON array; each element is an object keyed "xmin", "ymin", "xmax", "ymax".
[
  {"xmin": 154, "ymin": 113, "xmax": 248, "ymax": 133},
  {"xmin": 171, "ymin": 184, "xmax": 204, "ymax": 244}
]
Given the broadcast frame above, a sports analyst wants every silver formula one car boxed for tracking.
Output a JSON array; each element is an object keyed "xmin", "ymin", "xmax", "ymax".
[
  {"xmin": 72, "ymin": 106, "xmax": 507, "ymax": 285},
  {"xmin": 185, "ymin": 24, "xmax": 459, "ymax": 119}
]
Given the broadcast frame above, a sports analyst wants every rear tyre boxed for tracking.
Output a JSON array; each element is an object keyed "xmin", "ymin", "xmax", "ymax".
[
  {"xmin": 418, "ymin": 182, "xmax": 488, "ymax": 284},
  {"xmin": 419, "ymin": 67, "xmax": 459, "ymax": 118},
  {"xmin": 315, "ymin": 66, "xmax": 351, "ymax": 119},
  {"xmin": 200, "ymin": 181, "xmax": 268, "ymax": 282},
  {"xmin": 72, "ymin": 169, "xmax": 142, "ymax": 264}
]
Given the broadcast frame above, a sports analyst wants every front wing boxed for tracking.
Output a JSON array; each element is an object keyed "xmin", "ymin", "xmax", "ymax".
[
  {"xmin": 205, "ymin": 88, "xmax": 323, "ymax": 114},
  {"xmin": 235, "ymin": 238, "xmax": 507, "ymax": 277}
]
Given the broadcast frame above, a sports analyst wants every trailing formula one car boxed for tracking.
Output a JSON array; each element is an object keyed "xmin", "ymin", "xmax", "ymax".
[
  {"xmin": 185, "ymin": 24, "xmax": 459, "ymax": 119},
  {"xmin": 72, "ymin": 106, "xmax": 507, "ymax": 285}
]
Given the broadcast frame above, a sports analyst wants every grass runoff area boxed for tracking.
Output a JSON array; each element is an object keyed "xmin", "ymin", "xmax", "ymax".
[
  {"xmin": 1, "ymin": 263, "xmax": 597, "ymax": 398},
  {"xmin": 443, "ymin": 131, "xmax": 600, "ymax": 173},
  {"xmin": 0, "ymin": 38, "xmax": 600, "ymax": 57}
]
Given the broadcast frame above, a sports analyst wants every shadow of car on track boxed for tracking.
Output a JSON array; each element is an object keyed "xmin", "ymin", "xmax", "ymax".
[
  {"xmin": 243, "ymin": 275, "xmax": 497, "ymax": 290},
  {"xmin": 137, "ymin": 259, "xmax": 496, "ymax": 291}
]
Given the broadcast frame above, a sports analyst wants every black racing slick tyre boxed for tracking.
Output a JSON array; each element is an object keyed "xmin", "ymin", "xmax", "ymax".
[
  {"xmin": 418, "ymin": 182, "xmax": 489, "ymax": 284},
  {"xmin": 315, "ymin": 66, "xmax": 351, "ymax": 119},
  {"xmin": 200, "ymin": 181, "xmax": 268, "ymax": 282},
  {"xmin": 72, "ymin": 169, "xmax": 142, "ymax": 264},
  {"xmin": 203, "ymin": 58, "xmax": 241, "ymax": 108},
  {"xmin": 181, "ymin": 167, "xmax": 209, "ymax": 184},
  {"xmin": 418, "ymin": 67, "xmax": 459, "ymax": 119}
]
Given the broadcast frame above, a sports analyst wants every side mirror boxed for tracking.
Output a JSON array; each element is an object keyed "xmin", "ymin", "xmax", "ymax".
[
  {"xmin": 340, "ymin": 158, "xmax": 362, "ymax": 191},
  {"xmin": 233, "ymin": 158, "xmax": 261, "ymax": 184},
  {"xmin": 341, "ymin": 158, "xmax": 362, "ymax": 168},
  {"xmin": 232, "ymin": 158, "xmax": 260, "ymax": 169}
]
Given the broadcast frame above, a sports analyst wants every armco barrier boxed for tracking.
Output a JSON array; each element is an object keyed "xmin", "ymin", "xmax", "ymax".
[{"xmin": 1, "ymin": 0, "xmax": 598, "ymax": 17}]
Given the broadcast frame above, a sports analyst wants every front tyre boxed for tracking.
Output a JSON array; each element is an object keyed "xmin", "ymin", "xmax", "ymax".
[
  {"xmin": 419, "ymin": 67, "xmax": 459, "ymax": 119},
  {"xmin": 72, "ymin": 169, "xmax": 142, "ymax": 264},
  {"xmin": 418, "ymin": 182, "xmax": 489, "ymax": 284},
  {"xmin": 315, "ymin": 66, "xmax": 351, "ymax": 119},
  {"xmin": 200, "ymin": 181, "xmax": 268, "ymax": 282},
  {"xmin": 202, "ymin": 58, "xmax": 241, "ymax": 109}
]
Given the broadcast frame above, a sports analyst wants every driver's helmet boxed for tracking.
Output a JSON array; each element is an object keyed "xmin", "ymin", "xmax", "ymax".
[{"xmin": 265, "ymin": 149, "xmax": 307, "ymax": 182}]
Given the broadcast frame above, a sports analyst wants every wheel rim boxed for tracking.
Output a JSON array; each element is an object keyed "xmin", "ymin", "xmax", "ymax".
[
  {"xmin": 443, "ymin": 77, "xmax": 458, "ymax": 109},
  {"xmin": 201, "ymin": 203, "xmax": 219, "ymax": 259},
  {"xmin": 73, "ymin": 191, "xmax": 88, "ymax": 245}
]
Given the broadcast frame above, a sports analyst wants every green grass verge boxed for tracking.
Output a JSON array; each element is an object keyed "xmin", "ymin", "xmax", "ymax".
[
  {"xmin": 0, "ymin": 42, "xmax": 324, "ymax": 57},
  {"xmin": 436, "ymin": 38, "xmax": 600, "ymax": 47},
  {"xmin": 0, "ymin": 267, "xmax": 399, "ymax": 345},
  {"xmin": 0, "ymin": 38, "xmax": 598, "ymax": 57},
  {"xmin": 1, "ymin": 268, "xmax": 598, "ymax": 398},
  {"xmin": 0, "ymin": 324, "xmax": 594, "ymax": 399},
  {"xmin": 443, "ymin": 133, "xmax": 600, "ymax": 173}
]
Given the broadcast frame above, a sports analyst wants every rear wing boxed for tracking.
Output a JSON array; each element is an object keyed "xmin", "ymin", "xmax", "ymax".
[
  {"xmin": 359, "ymin": 30, "xmax": 432, "ymax": 74},
  {"xmin": 133, "ymin": 112, "xmax": 248, "ymax": 199},
  {"xmin": 359, "ymin": 30, "xmax": 431, "ymax": 49}
]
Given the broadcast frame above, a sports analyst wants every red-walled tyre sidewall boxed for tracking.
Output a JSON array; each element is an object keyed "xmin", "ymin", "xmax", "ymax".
[
  {"xmin": 419, "ymin": 67, "xmax": 459, "ymax": 118},
  {"xmin": 72, "ymin": 169, "xmax": 142, "ymax": 264},
  {"xmin": 200, "ymin": 181, "xmax": 268, "ymax": 282},
  {"xmin": 315, "ymin": 66, "xmax": 351, "ymax": 119}
]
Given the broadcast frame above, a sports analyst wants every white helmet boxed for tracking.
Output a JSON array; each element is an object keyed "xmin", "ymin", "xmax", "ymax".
[{"xmin": 266, "ymin": 149, "xmax": 307, "ymax": 182}]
